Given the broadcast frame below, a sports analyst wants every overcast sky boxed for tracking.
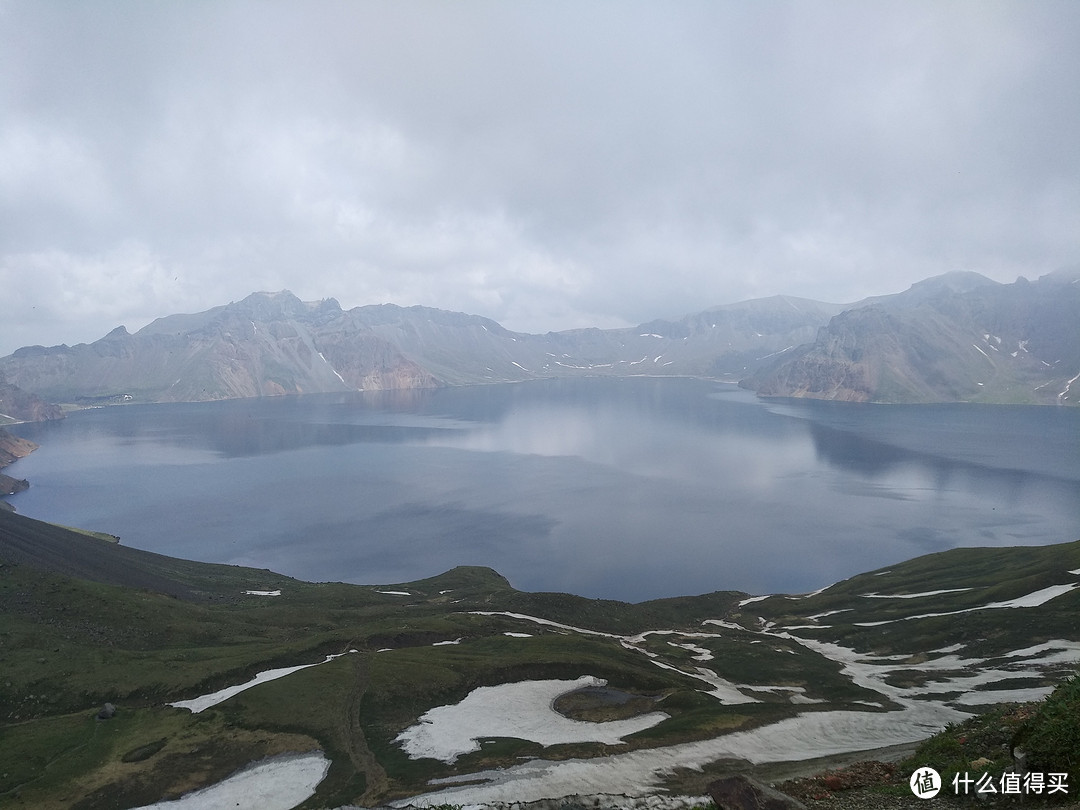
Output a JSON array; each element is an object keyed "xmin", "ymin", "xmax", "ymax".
[{"xmin": 2, "ymin": 1, "xmax": 1078, "ymax": 355}]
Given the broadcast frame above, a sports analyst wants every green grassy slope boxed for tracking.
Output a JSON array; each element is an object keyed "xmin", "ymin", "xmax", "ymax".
[{"xmin": 2, "ymin": 511, "xmax": 1078, "ymax": 808}]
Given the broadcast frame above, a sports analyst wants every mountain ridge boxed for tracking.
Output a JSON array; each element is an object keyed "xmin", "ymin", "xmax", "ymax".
[
  {"xmin": 746, "ymin": 269, "xmax": 1080, "ymax": 404},
  {"xmin": 1, "ymin": 269, "xmax": 1077, "ymax": 409}
]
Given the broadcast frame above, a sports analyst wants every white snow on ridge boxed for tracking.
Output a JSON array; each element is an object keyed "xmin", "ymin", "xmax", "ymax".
[
  {"xmin": 395, "ymin": 676, "xmax": 669, "ymax": 764},
  {"xmin": 170, "ymin": 652, "xmax": 355, "ymax": 713},
  {"xmin": 852, "ymin": 583, "xmax": 1078, "ymax": 625},
  {"xmin": 860, "ymin": 588, "xmax": 973, "ymax": 599},
  {"xmin": 242, "ymin": 589, "xmax": 282, "ymax": 597},
  {"xmin": 737, "ymin": 595, "xmax": 771, "ymax": 606},
  {"xmin": 983, "ymin": 583, "xmax": 1078, "ymax": 608},
  {"xmin": 470, "ymin": 611, "xmax": 622, "ymax": 639}
]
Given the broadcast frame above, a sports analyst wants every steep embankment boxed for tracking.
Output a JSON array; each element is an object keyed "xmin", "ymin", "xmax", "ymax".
[
  {"xmin": 0, "ymin": 428, "xmax": 38, "ymax": 506},
  {"xmin": 0, "ymin": 375, "xmax": 63, "ymax": 422}
]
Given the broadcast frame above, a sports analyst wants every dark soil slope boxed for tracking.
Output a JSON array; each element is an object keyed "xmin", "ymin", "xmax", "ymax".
[{"xmin": 0, "ymin": 509, "xmax": 295, "ymax": 601}]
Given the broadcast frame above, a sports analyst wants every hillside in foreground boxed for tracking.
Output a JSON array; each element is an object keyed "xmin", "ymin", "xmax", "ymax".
[{"xmin": 2, "ymin": 509, "xmax": 1078, "ymax": 808}]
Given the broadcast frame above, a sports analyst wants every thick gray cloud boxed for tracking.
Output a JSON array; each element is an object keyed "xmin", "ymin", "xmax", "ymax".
[{"xmin": 2, "ymin": 0, "xmax": 1078, "ymax": 354}]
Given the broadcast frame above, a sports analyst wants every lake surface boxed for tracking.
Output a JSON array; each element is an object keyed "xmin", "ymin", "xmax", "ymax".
[{"xmin": 7, "ymin": 378, "xmax": 1080, "ymax": 601}]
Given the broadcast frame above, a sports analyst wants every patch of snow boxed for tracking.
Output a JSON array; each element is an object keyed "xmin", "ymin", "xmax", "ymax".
[
  {"xmin": 433, "ymin": 638, "xmax": 463, "ymax": 646},
  {"xmin": 972, "ymin": 343, "xmax": 993, "ymax": 361},
  {"xmin": 806, "ymin": 609, "xmax": 853, "ymax": 621},
  {"xmin": 952, "ymin": 687, "xmax": 1054, "ymax": 706},
  {"xmin": 1004, "ymin": 640, "xmax": 1080, "ymax": 665},
  {"xmin": 511, "ymin": 361, "xmax": 529, "ymax": 371},
  {"xmin": 928, "ymin": 644, "xmax": 966, "ymax": 654},
  {"xmin": 984, "ymin": 583, "xmax": 1078, "ymax": 608},
  {"xmin": 860, "ymin": 588, "xmax": 973, "ymax": 599},
  {"xmin": 132, "ymin": 751, "xmax": 329, "ymax": 810},
  {"xmin": 791, "ymin": 583, "xmax": 835, "ymax": 599},
  {"xmin": 470, "ymin": 612, "xmax": 622, "ymax": 639},
  {"xmin": 170, "ymin": 653, "xmax": 354, "ymax": 713},
  {"xmin": 504, "ymin": 632, "xmax": 532, "ymax": 638},
  {"xmin": 242, "ymin": 590, "xmax": 282, "ymax": 597},
  {"xmin": 639, "ymin": 333, "xmax": 664, "ymax": 339},
  {"xmin": 1070, "ymin": 569, "xmax": 1080, "ymax": 576},
  {"xmin": 737, "ymin": 595, "xmax": 771, "ymax": 607},
  {"xmin": 757, "ymin": 346, "xmax": 794, "ymax": 361},
  {"xmin": 378, "ymin": 591, "xmax": 412, "ymax": 596},
  {"xmin": 667, "ymin": 641, "xmax": 714, "ymax": 662},
  {"xmin": 1059, "ymin": 370, "xmax": 1080, "ymax": 399},
  {"xmin": 649, "ymin": 661, "xmax": 758, "ymax": 704},
  {"xmin": 395, "ymin": 676, "xmax": 669, "ymax": 764},
  {"xmin": 853, "ymin": 583, "xmax": 1078, "ymax": 625},
  {"xmin": 788, "ymin": 693, "xmax": 828, "ymax": 705},
  {"xmin": 706, "ymin": 617, "xmax": 756, "ymax": 633}
]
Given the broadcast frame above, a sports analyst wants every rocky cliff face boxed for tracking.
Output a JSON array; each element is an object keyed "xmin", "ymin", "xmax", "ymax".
[
  {"xmin": 0, "ymin": 428, "xmax": 37, "ymax": 469},
  {"xmin": 0, "ymin": 376, "xmax": 63, "ymax": 422},
  {"xmin": 0, "ymin": 293, "xmax": 443, "ymax": 403},
  {"xmin": 0, "ymin": 428, "xmax": 37, "ymax": 510},
  {"xmin": 746, "ymin": 270, "xmax": 1080, "ymax": 404}
]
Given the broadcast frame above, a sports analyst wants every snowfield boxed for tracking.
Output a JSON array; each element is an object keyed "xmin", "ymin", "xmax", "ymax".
[
  {"xmin": 393, "ymin": 701, "xmax": 966, "ymax": 807},
  {"xmin": 131, "ymin": 752, "xmax": 329, "ymax": 810},
  {"xmin": 395, "ymin": 676, "xmax": 670, "ymax": 763}
]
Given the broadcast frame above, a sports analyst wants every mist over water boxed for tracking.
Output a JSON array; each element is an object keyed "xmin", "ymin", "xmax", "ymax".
[{"xmin": 9, "ymin": 378, "xmax": 1080, "ymax": 601}]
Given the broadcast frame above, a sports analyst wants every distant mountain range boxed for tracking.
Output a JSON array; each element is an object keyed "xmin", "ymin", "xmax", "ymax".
[{"xmin": 2, "ymin": 268, "xmax": 1077, "ymax": 409}]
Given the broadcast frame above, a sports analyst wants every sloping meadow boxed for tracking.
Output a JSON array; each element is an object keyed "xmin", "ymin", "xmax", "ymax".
[{"xmin": 2, "ymin": 510, "xmax": 1078, "ymax": 807}]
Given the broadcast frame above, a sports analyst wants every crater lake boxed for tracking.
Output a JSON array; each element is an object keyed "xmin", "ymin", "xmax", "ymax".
[{"xmin": 7, "ymin": 377, "xmax": 1080, "ymax": 601}]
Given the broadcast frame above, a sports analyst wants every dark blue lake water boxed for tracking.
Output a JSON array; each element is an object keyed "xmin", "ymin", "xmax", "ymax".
[{"xmin": 7, "ymin": 378, "xmax": 1080, "ymax": 601}]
